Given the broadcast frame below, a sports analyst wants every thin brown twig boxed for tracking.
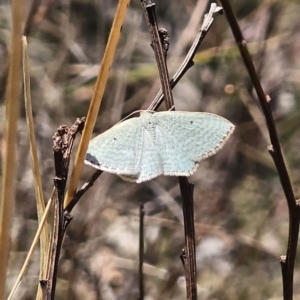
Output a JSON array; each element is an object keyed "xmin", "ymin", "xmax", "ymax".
[
  {"xmin": 179, "ymin": 179, "xmax": 196, "ymax": 300},
  {"xmin": 218, "ymin": 1, "xmax": 298, "ymax": 299},
  {"xmin": 140, "ymin": 1, "xmax": 199, "ymax": 296},
  {"xmin": 140, "ymin": 3, "xmax": 223, "ymax": 300},
  {"xmin": 148, "ymin": 4, "xmax": 223, "ymax": 111},
  {"xmin": 41, "ymin": 119, "xmax": 84, "ymax": 300},
  {"xmin": 140, "ymin": 0, "xmax": 174, "ymax": 109},
  {"xmin": 140, "ymin": 2, "xmax": 221, "ymax": 299},
  {"xmin": 65, "ymin": 170, "xmax": 102, "ymax": 213},
  {"xmin": 139, "ymin": 203, "xmax": 145, "ymax": 300}
]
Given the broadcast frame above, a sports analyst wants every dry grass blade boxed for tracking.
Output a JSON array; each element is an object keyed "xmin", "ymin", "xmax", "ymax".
[
  {"xmin": 64, "ymin": 0, "xmax": 131, "ymax": 208},
  {"xmin": 0, "ymin": 1, "xmax": 23, "ymax": 298},
  {"xmin": 22, "ymin": 36, "xmax": 50, "ymax": 300},
  {"xmin": 7, "ymin": 192, "xmax": 54, "ymax": 300}
]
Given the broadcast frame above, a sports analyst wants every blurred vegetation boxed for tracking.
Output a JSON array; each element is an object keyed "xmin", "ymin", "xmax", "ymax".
[{"xmin": 1, "ymin": 0, "xmax": 300, "ymax": 299}]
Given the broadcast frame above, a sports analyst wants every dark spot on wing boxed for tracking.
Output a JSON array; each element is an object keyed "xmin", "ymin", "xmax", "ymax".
[{"xmin": 86, "ymin": 153, "xmax": 100, "ymax": 166}]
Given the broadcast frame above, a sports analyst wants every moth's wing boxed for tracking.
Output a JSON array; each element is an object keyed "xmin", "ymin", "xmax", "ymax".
[
  {"xmin": 135, "ymin": 130, "xmax": 163, "ymax": 183},
  {"xmin": 154, "ymin": 124, "xmax": 196, "ymax": 176},
  {"xmin": 118, "ymin": 128, "xmax": 164, "ymax": 183},
  {"xmin": 155, "ymin": 111, "xmax": 234, "ymax": 162},
  {"xmin": 85, "ymin": 117, "xmax": 143, "ymax": 177}
]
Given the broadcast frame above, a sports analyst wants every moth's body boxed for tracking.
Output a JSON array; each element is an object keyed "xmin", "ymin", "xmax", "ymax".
[
  {"xmin": 141, "ymin": 111, "xmax": 158, "ymax": 140},
  {"xmin": 85, "ymin": 111, "xmax": 234, "ymax": 183}
]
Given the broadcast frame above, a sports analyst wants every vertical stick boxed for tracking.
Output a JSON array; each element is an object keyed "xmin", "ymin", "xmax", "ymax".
[
  {"xmin": 139, "ymin": 203, "xmax": 145, "ymax": 299},
  {"xmin": 140, "ymin": 1, "xmax": 197, "ymax": 298},
  {"xmin": 218, "ymin": 1, "xmax": 298, "ymax": 299},
  {"xmin": 179, "ymin": 179, "xmax": 196, "ymax": 300},
  {"xmin": 0, "ymin": 1, "xmax": 23, "ymax": 298},
  {"xmin": 140, "ymin": 1, "xmax": 174, "ymax": 109}
]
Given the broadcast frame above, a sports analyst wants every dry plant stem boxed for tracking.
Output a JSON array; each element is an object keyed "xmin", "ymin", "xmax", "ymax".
[
  {"xmin": 0, "ymin": 1, "xmax": 22, "ymax": 298},
  {"xmin": 180, "ymin": 248, "xmax": 187, "ymax": 270},
  {"xmin": 7, "ymin": 192, "xmax": 54, "ymax": 300},
  {"xmin": 148, "ymin": 4, "xmax": 223, "ymax": 111},
  {"xmin": 140, "ymin": 0, "xmax": 174, "ymax": 109},
  {"xmin": 64, "ymin": 0, "xmax": 130, "ymax": 208},
  {"xmin": 41, "ymin": 180, "xmax": 65, "ymax": 300},
  {"xmin": 179, "ymin": 179, "xmax": 196, "ymax": 300},
  {"xmin": 41, "ymin": 120, "xmax": 84, "ymax": 300},
  {"xmin": 141, "ymin": 1, "xmax": 197, "ymax": 299},
  {"xmin": 218, "ymin": 1, "xmax": 298, "ymax": 299},
  {"xmin": 139, "ymin": 203, "xmax": 145, "ymax": 300},
  {"xmin": 23, "ymin": 35, "xmax": 48, "ymax": 249},
  {"xmin": 65, "ymin": 170, "xmax": 103, "ymax": 213},
  {"xmin": 22, "ymin": 36, "xmax": 50, "ymax": 300}
]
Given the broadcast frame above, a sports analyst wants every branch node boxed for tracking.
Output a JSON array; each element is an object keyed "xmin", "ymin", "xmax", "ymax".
[
  {"xmin": 63, "ymin": 211, "xmax": 73, "ymax": 228},
  {"xmin": 280, "ymin": 255, "xmax": 286, "ymax": 263},
  {"xmin": 158, "ymin": 28, "xmax": 169, "ymax": 58},
  {"xmin": 180, "ymin": 248, "xmax": 187, "ymax": 268},
  {"xmin": 267, "ymin": 145, "xmax": 274, "ymax": 154},
  {"xmin": 266, "ymin": 95, "xmax": 271, "ymax": 102}
]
